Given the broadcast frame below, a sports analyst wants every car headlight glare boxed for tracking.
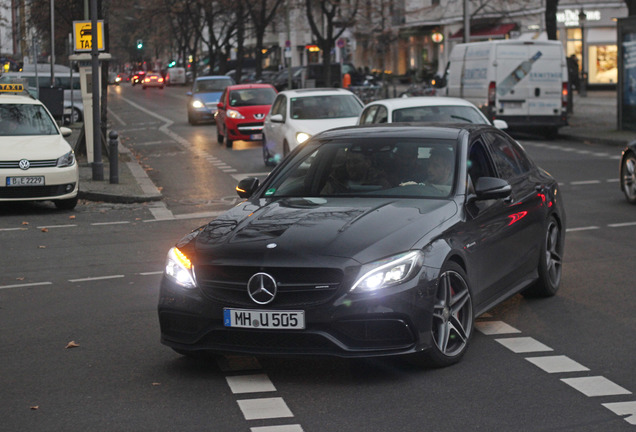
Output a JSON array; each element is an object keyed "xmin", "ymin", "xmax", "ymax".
[
  {"xmin": 191, "ymin": 100, "xmax": 204, "ymax": 109},
  {"xmin": 56, "ymin": 150, "xmax": 76, "ymax": 168},
  {"xmin": 296, "ymin": 132, "xmax": 311, "ymax": 144},
  {"xmin": 227, "ymin": 109, "xmax": 245, "ymax": 119},
  {"xmin": 351, "ymin": 251, "xmax": 423, "ymax": 293},
  {"xmin": 165, "ymin": 247, "xmax": 197, "ymax": 288}
]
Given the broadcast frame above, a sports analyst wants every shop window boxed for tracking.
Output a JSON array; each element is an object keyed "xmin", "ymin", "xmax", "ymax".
[{"xmin": 588, "ymin": 44, "xmax": 617, "ymax": 84}]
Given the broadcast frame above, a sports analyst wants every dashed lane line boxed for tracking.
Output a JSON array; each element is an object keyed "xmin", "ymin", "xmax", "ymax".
[
  {"xmin": 476, "ymin": 320, "xmax": 636, "ymax": 426},
  {"xmin": 0, "ymin": 281, "xmax": 52, "ymax": 290}
]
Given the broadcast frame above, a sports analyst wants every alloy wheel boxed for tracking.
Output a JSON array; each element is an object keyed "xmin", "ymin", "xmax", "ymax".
[
  {"xmin": 432, "ymin": 270, "xmax": 473, "ymax": 358},
  {"xmin": 544, "ymin": 218, "xmax": 563, "ymax": 288},
  {"xmin": 622, "ymin": 153, "xmax": 636, "ymax": 203}
]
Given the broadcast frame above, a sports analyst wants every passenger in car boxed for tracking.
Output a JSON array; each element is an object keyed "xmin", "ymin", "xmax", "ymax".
[{"xmin": 321, "ymin": 148, "xmax": 390, "ymax": 194}]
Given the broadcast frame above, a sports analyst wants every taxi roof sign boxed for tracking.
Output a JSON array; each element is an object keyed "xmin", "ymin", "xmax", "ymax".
[
  {"xmin": 73, "ymin": 20, "xmax": 105, "ymax": 52},
  {"xmin": 0, "ymin": 83, "xmax": 24, "ymax": 92}
]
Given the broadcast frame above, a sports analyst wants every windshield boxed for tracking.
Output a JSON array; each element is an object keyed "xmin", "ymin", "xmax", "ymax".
[
  {"xmin": 229, "ymin": 88, "xmax": 277, "ymax": 107},
  {"xmin": 290, "ymin": 95, "xmax": 363, "ymax": 119},
  {"xmin": 392, "ymin": 105, "xmax": 487, "ymax": 124},
  {"xmin": 264, "ymin": 138, "xmax": 457, "ymax": 199},
  {"xmin": 0, "ymin": 104, "xmax": 59, "ymax": 136},
  {"xmin": 194, "ymin": 79, "xmax": 233, "ymax": 93}
]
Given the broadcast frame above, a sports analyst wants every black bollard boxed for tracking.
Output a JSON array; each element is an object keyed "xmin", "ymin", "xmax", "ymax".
[{"xmin": 109, "ymin": 130, "xmax": 119, "ymax": 184}]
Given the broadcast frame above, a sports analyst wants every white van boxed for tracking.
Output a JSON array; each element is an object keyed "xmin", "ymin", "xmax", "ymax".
[
  {"xmin": 444, "ymin": 40, "xmax": 568, "ymax": 137},
  {"xmin": 166, "ymin": 67, "xmax": 186, "ymax": 86}
]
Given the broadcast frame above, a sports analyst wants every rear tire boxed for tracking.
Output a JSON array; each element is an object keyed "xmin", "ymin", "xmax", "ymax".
[
  {"xmin": 621, "ymin": 151, "xmax": 636, "ymax": 204},
  {"xmin": 523, "ymin": 216, "xmax": 563, "ymax": 297},
  {"xmin": 409, "ymin": 262, "xmax": 473, "ymax": 368}
]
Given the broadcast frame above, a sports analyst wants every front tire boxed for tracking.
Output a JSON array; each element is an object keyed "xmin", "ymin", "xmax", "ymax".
[
  {"xmin": 411, "ymin": 262, "xmax": 473, "ymax": 368},
  {"xmin": 523, "ymin": 216, "xmax": 563, "ymax": 297},
  {"xmin": 621, "ymin": 151, "xmax": 636, "ymax": 204}
]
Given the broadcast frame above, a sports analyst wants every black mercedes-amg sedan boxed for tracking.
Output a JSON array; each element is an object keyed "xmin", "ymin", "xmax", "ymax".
[{"xmin": 158, "ymin": 124, "xmax": 566, "ymax": 368}]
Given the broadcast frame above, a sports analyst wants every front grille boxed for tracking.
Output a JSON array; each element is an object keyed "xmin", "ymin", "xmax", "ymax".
[
  {"xmin": 0, "ymin": 159, "xmax": 58, "ymax": 169},
  {"xmin": 237, "ymin": 122, "xmax": 264, "ymax": 133},
  {"xmin": 195, "ymin": 265, "xmax": 343, "ymax": 307},
  {"xmin": 0, "ymin": 183, "xmax": 75, "ymax": 198}
]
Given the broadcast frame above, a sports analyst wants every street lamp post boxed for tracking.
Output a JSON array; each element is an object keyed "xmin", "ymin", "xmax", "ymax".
[{"xmin": 579, "ymin": 9, "xmax": 587, "ymax": 97}]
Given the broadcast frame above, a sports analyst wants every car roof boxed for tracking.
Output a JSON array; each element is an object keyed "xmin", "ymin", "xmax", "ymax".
[
  {"xmin": 196, "ymin": 75, "xmax": 233, "ymax": 81},
  {"xmin": 278, "ymin": 88, "xmax": 356, "ymax": 97},
  {"xmin": 314, "ymin": 123, "xmax": 493, "ymax": 141},
  {"xmin": 365, "ymin": 96, "xmax": 481, "ymax": 109},
  {"xmin": 0, "ymin": 94, "xmax": 41, "ymax": 105},
  {"xmin": 226, "ymin": 83, "xmax": 276, "ymax": 90}
]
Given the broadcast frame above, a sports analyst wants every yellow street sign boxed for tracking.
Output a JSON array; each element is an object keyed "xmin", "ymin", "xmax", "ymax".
[{"xmin": 73, "ymin": 20, "xmax": 105, "ymax": 52}]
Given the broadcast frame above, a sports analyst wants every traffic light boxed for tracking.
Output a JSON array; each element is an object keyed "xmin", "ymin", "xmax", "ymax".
[{"xmin": 136, "ymin": 39, "xmax": 143, "ymax": 49}]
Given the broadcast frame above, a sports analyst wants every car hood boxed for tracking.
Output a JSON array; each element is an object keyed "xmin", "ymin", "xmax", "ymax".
[
  {"xmin": 195, "ymin": 91, "xmax": 224, "ymax": 104},
  {"xmin": 1, "ymin": 135, "xmax": 72, "ymax": 160},
  {"xmin": 290, "ymin": 117, "xmax": 359, "ymax": 136},
  {"xmin": 193, "ymin": 197, "xmax": 458, "ymax": 265}
]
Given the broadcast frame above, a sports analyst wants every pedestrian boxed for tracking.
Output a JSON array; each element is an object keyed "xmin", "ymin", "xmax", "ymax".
[{"xmin": 567, "ymin": 54, "xmax": 580, "ymax": 91}]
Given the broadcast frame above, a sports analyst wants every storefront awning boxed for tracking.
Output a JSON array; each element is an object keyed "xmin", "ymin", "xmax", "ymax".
[{"xmin": 450, "ymin": 23, "xmax": 517, "ymax": 41}]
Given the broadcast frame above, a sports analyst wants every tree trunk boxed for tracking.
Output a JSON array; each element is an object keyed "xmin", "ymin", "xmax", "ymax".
[{"xmin": 546, "ymin": 0, "xmax": 559, "ymax": 40}]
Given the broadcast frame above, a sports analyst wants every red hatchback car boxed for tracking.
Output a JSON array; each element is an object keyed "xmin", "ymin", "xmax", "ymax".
[{"xmin": 215, "ymin": 83, "xmax": 277, "ymax": 148}]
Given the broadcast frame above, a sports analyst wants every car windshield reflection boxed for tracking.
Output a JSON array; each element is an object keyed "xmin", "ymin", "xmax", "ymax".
[
  {"xmin": 265, "ymin": 139, "xmax": 457, "ymax": 199},
  {"xmin": 0, "ymin": 104, "xmax": 59, "ymax": 136}
]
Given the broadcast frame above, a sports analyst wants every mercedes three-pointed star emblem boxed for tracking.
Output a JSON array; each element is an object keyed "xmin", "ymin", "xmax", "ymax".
[{"xmin": 247, "ymin": 272, "xmax": 277, "ymax": 305}]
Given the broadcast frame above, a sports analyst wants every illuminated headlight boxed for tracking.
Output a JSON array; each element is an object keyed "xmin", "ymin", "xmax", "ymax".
[
  {"xmin": 165, "ymin": 247, "xmax": 197, "ymax": 288},
  {"xmin": 296, "ymin": 132, "xmax": 311, "ymax": 144},
  {"xmin": 227, "ymin": 109, "xmax": 245, "ymax": 119},
  {"xmin": 351, "ymin": 251, "xmax": 423, "ymax": 293},
  {"xmin": 191, "ymin": 100, "xmax": 204, "ymax": 109},
  {"xmin": 56, "ymin": 150, "xmax": 76, "ymax": 168}
]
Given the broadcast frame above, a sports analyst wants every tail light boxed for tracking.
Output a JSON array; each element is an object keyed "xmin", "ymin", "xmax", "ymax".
[
  {"xmin": 562, "ymin": 82, "xmax": 568, "ymax": 111},
  {"xmin": 488, "ymin": 81, "xmax": 497, "ymax": 120}
]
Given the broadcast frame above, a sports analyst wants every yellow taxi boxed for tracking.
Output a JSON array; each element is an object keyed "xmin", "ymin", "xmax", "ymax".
[{"xmin": 0, "ymin": 84, "xmax": 79, "ymax": 209}]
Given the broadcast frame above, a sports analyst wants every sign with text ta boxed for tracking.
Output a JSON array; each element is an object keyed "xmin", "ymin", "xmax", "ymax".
[{"xmin": 73, "ymin": 20, "xmax": 105, "ymax": 52}]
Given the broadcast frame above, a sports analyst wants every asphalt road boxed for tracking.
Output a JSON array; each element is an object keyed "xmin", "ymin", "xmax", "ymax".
[{"xmin": 1, "ymin": 84, "xmax": 635, "ymax": 431}]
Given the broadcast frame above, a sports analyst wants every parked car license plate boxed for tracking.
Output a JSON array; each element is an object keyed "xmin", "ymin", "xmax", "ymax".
[
  {"xmin": 250, "ymin": 133, "xmax": 263, "ymax": 140},
  {"xmin": 6, "ymin": 176, "xmax": 44, "ymax": 186},
  {"xmin": 224, "ymin": 308, "xmax": 305, "ymax": 329},
  {"xmin": 502, "ymin": 101, "xmax": 522, "ymax": 109}
]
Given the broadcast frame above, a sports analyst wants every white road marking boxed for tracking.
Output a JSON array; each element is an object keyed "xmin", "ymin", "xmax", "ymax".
[
  {"xmin": 571, "ymin": 180, "xmax": 601, "ymax": 185},
  {"xmin": 0, "ymin": 281, "xmax": 52, "ymax": 290},
  {"xmin": 251, "ymin": 425, "xmax": 304, "ymax": 432},
  {"xmin": 0, "ymin": 228, "xmax": 28, "ymax": 231},
  {"xmin": 561, "ymin": 376, "xmax": 632, "ymax": 397},
  {"xmin": 91, "ymin": 221, "xmax": 130, "ymax": 226},
  {"xmin": 226, "ymin": 374, "xmax": 277, "ymax": 394},
  {"xmin": 494, "ymin": 337, "xmax": 553, "ymax": 353},
  {"xmin": 475, "ymin": 320, "xmax": 521, "ymax": 335},
  {"xmin": 608, "ymin": 221, "xmax": 636, "ymax": 228},
  {"xmin": 566, "ymin": 226, "xmax": 599, "ymax": 232},
  {"xmin": 525, "ymin": 355, "xmax": 590, "ymax": 373},
  {"xmin": 68, "ymin": 275, "xmax": 125, "ymax": 283},
  {"xmin": 139, "ymin": 271, "xmax": 163, "ymax": 276},
  {"xmin": 603, "ymin": 401, "xmax": 636, "ymax": 425},
  {"xmin": 237, "ymin": 397, "xmax": 294, "ymax": 420},
  {"xmin": 36, "ymin": 224, "xmax": 77, "ymax": 229}
]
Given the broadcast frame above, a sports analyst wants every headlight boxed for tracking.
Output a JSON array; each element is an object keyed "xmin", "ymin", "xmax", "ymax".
[
  {"xmin": 165, "ymin": 247, "xmax": 197, "ymax": 288},
  {"xmin": 351, "ymin": 251, "xmax": 423, "ymax": 293},
  {"xmin": 56, "ymin": 150, "xmax": 76, "ymax": 168},
  {"xmin": 296, "ymin": 132, "xmax": 311, "ymax": 144},
  {"xmin": 191, "ymin": 100, "xmax": 204, "ymax": 109},
  {"xmin": 227, "ymin": 109, "xmax": 245, "ymax": 119}
]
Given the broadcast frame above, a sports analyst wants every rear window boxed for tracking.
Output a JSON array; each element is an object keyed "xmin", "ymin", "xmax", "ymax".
[
  {"xmin": 392, "ymin": 105, "xmax": 487, "ymax": 124},
  {"xmin": 194, "ymin": 79, "xmax": 233, "ymax": 92},
  {"xmin": 290, "ymin": 94, "xmax": 363, "ymax": 119}
]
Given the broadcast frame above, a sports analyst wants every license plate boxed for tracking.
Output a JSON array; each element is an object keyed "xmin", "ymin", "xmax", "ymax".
[
  {"xmin": 224, "ymin": 308, "xmax": 305, "ymax": 329},
  {"xmin": 6, "ymin": 176, "xmax": 44, "ymax": 186},
  {"xmin": 250, "ymin": 133, "xmax": 263, "ymax": 140},
  {"xmin": 502, "ymin": 101, "xmax": 522, "ymax": 109}
]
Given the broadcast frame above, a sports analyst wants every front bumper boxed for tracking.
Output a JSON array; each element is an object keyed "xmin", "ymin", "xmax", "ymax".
[
  {"xmin": 158, "ymin": 273, "xmax": 437, "ymax": 358},
  {"xmin": 0, "ymin": 165, "xmax": 79, "ymax": 201},
  {"xmin": 226, "ymin": 120, "xmax": 265, "ymax": 141}
]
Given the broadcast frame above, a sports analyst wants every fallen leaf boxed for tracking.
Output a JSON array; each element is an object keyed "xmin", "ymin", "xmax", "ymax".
[
  {"xmin": 41, "ymin": 228, "xmax": 48, "ymax": 233},
  {"xmin": 38, "ymin": 245, "xmax": 46, "ymax": 249},
  {"xmin": 16, "ymin": 277, "xmax": 25, "ymax": 281},
  {"xmin": 157, "ymin": 187, "xmax": 163, "ymax": 191},
  {"xmin": 69, "ymin": 215, "xmax": 76, "ymax": 220},
  {"xmin": 30, "ymin": 406, "xmax": 39, "ymax": 410},
  {"xmin": 22, "ymin": 221, "xmax": 29, "ymax": 225},
  {"xmin": 66, "ymin": 341, "xmax": 79, "ymax": 349},
  {"xmin": 152, "ymin": 382, "xmax": 161, "ymax": 386}
]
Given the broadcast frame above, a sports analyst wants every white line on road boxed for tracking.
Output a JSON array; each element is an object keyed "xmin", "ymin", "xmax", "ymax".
[
  {"xmin": 566, "ymin": 226, "xmax": 600, "ymax": 232},
  {"xmin": 139, "ymin": 271, "xmax": 163, "ymax": 276},
  {"xmin": 571, "ymin": 180, "xmax": 601, "ymax": 185},
  {"xmin": 494, "ymin": 337, "xmax": 553, "ymax": 353},
  {"xmin": 0, "ymin": 281, "xmax": 52, "ymax": 290},
  {"xmin": 525, "ymin": 355, "xmax": 590, "ymax": 373},
  {"xmin": 237, "ymin": 398, "xmax": 294, "ymax": 420},
  {"xmin": 0, "ymin": 228, "xmax": 28, "ymax": 232},
  {"xmin": 226, "ymin": 374, "xmax": 277, "ymax": 394},
  {"xmin": 68, "ymin": 275, "xmax": 125, "ymax": 283},
  {"xmin": 36, "ymin": 224, "xmax": 77, "ymax": 229},
  {"xmin": 561, "ymin": 376, "xmax": 632, "ymax": 397},
  {"xmin": 91, "ymin": 221, "xmax": 131, "ymax": 226}
]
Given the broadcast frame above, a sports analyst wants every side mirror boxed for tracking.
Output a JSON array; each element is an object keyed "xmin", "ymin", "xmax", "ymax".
[
  {"xmin": 269, "ymin": 113, "xmax": 284, "ymax": 123},
  {"xmin": 493, "ymin": 119, "xmax": 508, "ymax": 130},
  {"xmin": 59, "ymin": 126, "xmax": 73, "ymax": 137},
  {"xmin": 473, "ymin": 177, "xmax": 511, "ymax": 201},
  {"xmin": 236, "ymin": 177, "xmax": 260, "ymax": 199},
  {"xmin": 217, "ymin": 102, "xmax": 224, "ymax": 109}
]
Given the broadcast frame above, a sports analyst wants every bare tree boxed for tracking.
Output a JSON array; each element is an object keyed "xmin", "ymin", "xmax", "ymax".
[
  {"xmin": 305, "ymin": 0, "xmax": 359, "ymax": 87},
  {"xmin": 246, "ymin": 0, "xmax": 284, "ymax": 80}
]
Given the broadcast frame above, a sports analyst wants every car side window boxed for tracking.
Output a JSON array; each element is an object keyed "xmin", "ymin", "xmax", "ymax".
[
  {"xmin": 374, "ymin": 106, "xmax": 388, "ymax": 123},
  {"xmin": 483, "ymin": 132, "xmax": 526, "ymax": 180},
  {"xmin": 270, "ymin": 95, "xmax": 286, "ymax": 119},
  {"xmin": 360, "ymin": 106, "xmax": 378, "ymax": 124},
  {"xmin": 467, "ymin": 139, "xmax": 496, "ymax": 189}
]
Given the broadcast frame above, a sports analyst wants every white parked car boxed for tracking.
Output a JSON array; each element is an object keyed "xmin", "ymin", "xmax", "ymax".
[
  {"xmin": 262, "ymin": 88, "xmax": 363, "ymax": 166},
  {"xmin": 0, "ymin": 87, "xmax": 79, "ymax": 210},
  {"xmin": 358, "ymin": 96, "xmax": 508, "ymax": 130}
]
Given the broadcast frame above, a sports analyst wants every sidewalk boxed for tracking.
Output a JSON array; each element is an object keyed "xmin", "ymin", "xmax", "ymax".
[{"xmin": 74, "ymin": 90, "xmax": 635, "ymax": 204}]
